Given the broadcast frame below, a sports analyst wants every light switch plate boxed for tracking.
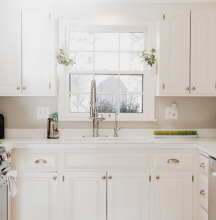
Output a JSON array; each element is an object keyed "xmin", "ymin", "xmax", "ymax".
[
  {"xmin": 37, "ymin": 107, "xmax": 49, "ymax": 119},
  {"xmin": 165, "ymin": 107, "xmax": 178, "ymax": 119}
]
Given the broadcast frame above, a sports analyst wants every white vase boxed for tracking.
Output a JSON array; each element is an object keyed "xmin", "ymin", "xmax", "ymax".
[
  {"xmin": 57, "ymin": 62, "xmax": 65, "ymax": 76},
  {"xmin": 148, "ymin": 63, "xmax": 157, "ymax": 76}
]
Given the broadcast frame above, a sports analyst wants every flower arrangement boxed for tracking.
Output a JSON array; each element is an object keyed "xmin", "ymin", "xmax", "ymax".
[
  {"xmin": 139, "ymin": 48, "xmax": 156, "ymax": 67},
  {"xmin": 57, "ymin": 48, "xmax": 76, "ymax": 67}
]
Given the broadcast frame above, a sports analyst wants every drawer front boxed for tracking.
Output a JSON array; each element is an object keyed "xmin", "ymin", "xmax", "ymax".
[
  {"xmin": 200, "ymin": 206, "xmax": 208, "ymax": 220},
  {"xmin": 65, "ymin": 152, "xmax": 150, "ymax": 170},
  {"xmin": 200, "ymin": 173, "xmax": 208, "ymax": 212},
  {"xmin": 154, "ymin": 153, "xmax": 193, "ymax": 170},
  {"xmin": 12, "ymin": 150, "xmax": 58, "ymax": 171},
  {"xmin": 200, "ymin": 154, "xmax": 209, "ymax": 176}
]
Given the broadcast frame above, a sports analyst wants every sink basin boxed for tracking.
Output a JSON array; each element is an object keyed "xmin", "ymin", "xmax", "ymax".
[{"xmin": 60, "ymin": 137, "xmax": 152, "ymax": 143}]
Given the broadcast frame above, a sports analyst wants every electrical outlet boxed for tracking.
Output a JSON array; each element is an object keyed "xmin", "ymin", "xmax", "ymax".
[
  {"xmin": 37, "ymin": 107, "xmax": 49, "ymax": 119},
  {"xmin": 165, "ymin": 107, "xmax": 178, "ymax": 119}
]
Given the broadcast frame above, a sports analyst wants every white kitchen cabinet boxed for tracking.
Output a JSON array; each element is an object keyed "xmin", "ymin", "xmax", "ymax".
[
  {"xmin": 12, "ymin": 172, "xmax": 58, "ymax": 220},
  {"xmin": 107, "ymin": 172, "xmax": 149, "ymax": 220},
  {"xmin": 160, "ymin": 10, "xmax": 190, "ymax": 94},
  {"xmin": 22, "ymin": 10, "xmax": 50, "ymax": 94},
  {"xmin": 154, "ymin": 172, "xmax": 192, "ymax": 220},
  {"xmin": 191, "ymin": 10, "xmax": 216, "ymax": 94},
  {"xmin": 64, "ymin": 172, "xmax": 106, "ymax": 220},
  {"xmin": 0, "ymin": 10, "xmax": 21, "ymax": 94}
]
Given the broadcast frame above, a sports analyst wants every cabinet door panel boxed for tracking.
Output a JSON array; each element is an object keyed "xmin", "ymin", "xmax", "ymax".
[
  {"xmin": 12, "ymin": 173, "xmax": 58, "ymax": 220},
  {"xmin": 0, "ymin": 10, "xmax": 21, "ymax": 94},
  {"xmin": 64, "ymin": 172, "xmax": 106, "ymax": 220},
  {"xmin": 191, "ymin": 10, "xmax": 216, "ymax": 94},
  {"xmin": 107, "ymin": 172, "xmax": 149, "ymax": 220},
  {"xmin": 22, "ymin": 10, "xmax": 50, "ymax": 94},
  {"xmin": 162, "ymin": 10, "xmax": 190, "ymax": 94},
  {"xmin": 154, "ymin": 172, "xmax": 192, "ymax": 220}
]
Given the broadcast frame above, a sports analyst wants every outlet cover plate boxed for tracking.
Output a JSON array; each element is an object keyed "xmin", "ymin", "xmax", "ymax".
[
  {"xmin": 37, "ymin": 107, "xmax": 49, "ymax": 119},
  {"xmin": 165, "ymin": 107, "xmax": 178, "ymax": 119}
]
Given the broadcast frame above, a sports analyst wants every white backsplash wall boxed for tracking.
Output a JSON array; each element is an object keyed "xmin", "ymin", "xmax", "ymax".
[{"xmin": 0, "ymin": 96, "xmax": 216, "ymax": 129}]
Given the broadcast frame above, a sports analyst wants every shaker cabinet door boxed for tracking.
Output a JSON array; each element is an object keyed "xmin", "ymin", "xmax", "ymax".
[
  {"xmin": 0, "ymin": 10, "xmax": 21, "ymax": 94},
  {"xmin": 161, "ymin": 10, "xmax": 190, "ymax": 94},
  {"xmin": 22, "ymin": 10, "xmax": 50, "ymax": 94},
  {"xmin": 191, "ymin": 10, "xmax": 216, "ymax": 94}
]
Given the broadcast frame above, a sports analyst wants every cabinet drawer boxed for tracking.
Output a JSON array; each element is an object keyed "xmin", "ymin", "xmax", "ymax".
[
  {"xmin": 154, "ymin": 153, "xmax": 193, "ymax": 170},
  {"xmin": 200, "ymin": 206, "xmax": 208, "ymax": 220},
  {"xmin": 12, "ymin": 149, "xmax": 58, "ymax": 171},
  {"xmin": 65, "ymin": 152, "xmax": 150, "ymax": 170},
  {"xmin": 200, "ymin": 154, "xmax": 209, "ymax": 176},
  {"xmin": 200, "ymin": 173, "xmax": 208, "ymax": 212}
]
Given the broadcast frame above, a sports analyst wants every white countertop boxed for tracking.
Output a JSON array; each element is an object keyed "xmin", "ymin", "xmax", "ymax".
[{"xmin": 1, "ymin": 137, "xmax": 216, "ymax": 158}]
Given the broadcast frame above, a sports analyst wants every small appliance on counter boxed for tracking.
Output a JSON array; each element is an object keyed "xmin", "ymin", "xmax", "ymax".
[
  {"xmin": 47, "ymin": 113, "xmax": 59, "ymax": 139},
  {"xmin": 0, "ymin": 114, "xmax": 4, "ymax": 139}
]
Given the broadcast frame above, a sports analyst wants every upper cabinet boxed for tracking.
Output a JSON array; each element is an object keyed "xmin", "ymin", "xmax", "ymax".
[
  {"xmin": 0, "ymin": 10, "xmax": 51, "ymax": 96},
  {"xmin": 0, "ymin": 10, "xmax": 21, "ymax": 94},
  {"xmin": 158, "ymin": 9, "xmax": 216, "ymax": 96}
]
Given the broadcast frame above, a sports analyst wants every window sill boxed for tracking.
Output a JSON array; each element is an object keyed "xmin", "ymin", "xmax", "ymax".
[{"xmin": 59, "ymin": 118, "xmax": 158, "ymax": 122}]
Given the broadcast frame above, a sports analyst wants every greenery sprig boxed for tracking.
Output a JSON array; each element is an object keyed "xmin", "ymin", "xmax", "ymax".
[
  {"xmin": 57, "ymin": 48, "xmax": 76, "ymax": 67},
  {"xmin": 139, "ymin": 48, "xmax": 156, "ymax": 67}
]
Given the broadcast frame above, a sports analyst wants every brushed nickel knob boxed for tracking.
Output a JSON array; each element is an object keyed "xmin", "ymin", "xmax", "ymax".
[
  {"xmin": 200, "ymin": 190, "xmax": 205, "ymax": 195},
  {"xmin": 200, "ymin": 163, "xmax": 205, "ymax": 168},
  {"xmin": 17, "ymin": 86, "xmax": 20, "ymax": 90},
  {"xmin": 156, "ymin": 175, "xmax": 159, "ymax": 179},
  {"xmin": 108, "ymin": 176, "xmax": 112, "ymax": 179},
  {"xmin": 53, "ymin": 176, "xmax": 57, "ymax": 180},
  {"xmin": 192, "ymin": 87, "xmax": 195, "ymax": 90},
  {"xmin": 102, "ymin": 176, "xmax": 106, "ymax": 179},
  {"xmin": 186, "ymin": 87, "xmax": 189, "ymax": 90},
  {"xmin": 23, "ymin": 86, "xmax": 27, "ymax": 90}
]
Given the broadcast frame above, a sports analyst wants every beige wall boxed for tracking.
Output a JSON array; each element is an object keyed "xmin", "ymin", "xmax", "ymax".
[{"xmin": 0, "ymin": 96, "xmax": 216, "ymax": 129}]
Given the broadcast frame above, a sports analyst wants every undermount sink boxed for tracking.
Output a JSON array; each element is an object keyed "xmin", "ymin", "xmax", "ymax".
[{"xmin": 60, "ymin": 137, "xmax": 153, "ymax": 143}]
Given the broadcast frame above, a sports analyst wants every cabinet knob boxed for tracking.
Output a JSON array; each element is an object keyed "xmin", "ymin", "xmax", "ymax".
[
  {"xmin": 53, "ymin": 176, "xmax": 57, "ymax": 180},
  {"xmin": 108, "ymin": 175, "xmax": 112, "ymax": 179},
  {"xmin": 192, "ymin": 87, "xmax": 195, "ymax": 90},
  {"xmin": 156, "ymin": 175, "xmax": 159, "ymax": 179},
  {"xmin": 186, "ymin": 87, "xmax": 189, "ymax": 90},
  {"xmin": 200, "ymin": 163, "xmax": 205, "ymax": 168},
  {"xmin": 17, "ymin": 86, "xmax": 20, "ymax": 90},
  {"xmin": 102, "ymin": 176, "xmax": 106, "ymax": 179},
  {"xmin": 200, "ymin": 190, "xmax": 205, "ymax": 195},
  {"xmin": 23, "ymin": 86, "xmax": 27, "ymax": 90},
  {"xmin": 35, "ymin": 159, "xmax": 47, "ymax": 164}
]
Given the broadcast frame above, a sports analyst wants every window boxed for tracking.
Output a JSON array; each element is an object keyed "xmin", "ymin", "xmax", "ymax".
[{"xmin": 58, "ymin": 23, "xmax": 156, "ymax": 121}]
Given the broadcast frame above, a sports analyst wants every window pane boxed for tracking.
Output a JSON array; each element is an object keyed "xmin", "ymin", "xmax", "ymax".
[
  {"xmin": 120, "ymin": 33, "xmax": 144, "ymax": 51},
  {"xmin": 120, "ymin": 53, "xmax": 143, "ymax": 71},
  {"xmin": 69, "ymin": 74, "xmax": 92, "ymax": 93},
  {"xmin": 120, "ymin": 95, "xmax": 143, "ymax": 113},
  {"xmin": 95, "ymin": 52, "xmax": 118, "ymax": 71},
  {"xmin": 70, "ymin": 32, "xmax": 93, "ymax": 51},
  {"xmin": 69, "ymin": 94, "xmax": 90, "ymax": 113},
  {"xmin": 95, "ymin": 33, "xmax": 119, "ymax": 51},
  {"xmin": 97, "ymin": 94, "xmax": 118, "ymax": 113},
  {"xmin": 95, "ymin": 75, "xmax": 118, "ymax": 93},
  {"xmin": 70, "ymin": 52, "xmax": 93, "ymax": 70},
  {"xmin": 120, "ymin": 75, "xmax": 143, "ymax": 93}
]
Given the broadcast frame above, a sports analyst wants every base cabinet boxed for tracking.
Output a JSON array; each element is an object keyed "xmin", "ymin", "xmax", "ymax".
[
  {"xmin": 12, "ymin": 172, "xmax": 58, "ymax": 220},
  {"xmin": 154, "ymin": 172, "xmax": 192, "ymax": 220}
]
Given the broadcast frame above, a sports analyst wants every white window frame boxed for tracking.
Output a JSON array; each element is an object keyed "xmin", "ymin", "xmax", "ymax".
[{"xmin": 58, "ymin": 19, "xmax": 157, "ymax": 122}]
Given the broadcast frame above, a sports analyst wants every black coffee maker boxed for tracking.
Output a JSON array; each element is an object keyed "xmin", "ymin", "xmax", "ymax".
[{"xmin": 0, "ymin": 114, "xmax": 4, "ymax": 139}]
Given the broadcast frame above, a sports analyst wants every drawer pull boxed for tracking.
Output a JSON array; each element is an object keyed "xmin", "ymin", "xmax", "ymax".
[
  {"xmin": 200, "ymin": 190, "xmax": 205, "ymax": 195},
  {"xmin": 200, "ymin": 163, "xmax": 205, "ymax": 168},
  {"xmin": 35, "ymin": 159, "xmax": 47, "ymax": 164},
  {"xmin": 167, "ymin": 159, "xmax": 179, "ymax": 164}
]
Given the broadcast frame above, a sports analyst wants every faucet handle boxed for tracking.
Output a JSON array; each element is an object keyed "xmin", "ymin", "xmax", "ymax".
[{"xmin": 100, "ymin": 114, "xmax": 106, "ymax": 121}]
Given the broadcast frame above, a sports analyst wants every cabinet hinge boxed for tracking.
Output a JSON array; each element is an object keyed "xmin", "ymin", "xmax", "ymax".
[
  {"xmin": 49, "ymin": 13, "xmax": 51, "ymax": 19},
  {"xmin": 63, "ymin": 176, "xmax": 65, "ymax": 182},
  {"xmin": 192, "ymin": 175, "xmax": 194, "ymax": 182},
  {"xmin": 215, "ymin": 84, "xmax": 216, "ymax": 89},
  {"xmin": 49, "ymin": 83, "xmax": 51, "ymax": 89},
  {"xmin": 163, "ymin": 83, "xmax": 165, "ymax": 90},
  {"xmin": 163, "ymin": 13, "xmax": 165, "ymax": 20},
  {"xmin": 149, "ymin": 175, "xmax": 151, "ymax": 182}
]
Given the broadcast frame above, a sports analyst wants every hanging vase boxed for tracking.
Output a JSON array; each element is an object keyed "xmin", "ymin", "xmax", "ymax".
[
  {"xmin": 57, "ymin": 62, "xmax": 65, "ymax": 76},
  {"xmin": 148, "ymin": 63, "xmax": 157, "ymax": 76}
]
